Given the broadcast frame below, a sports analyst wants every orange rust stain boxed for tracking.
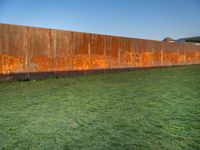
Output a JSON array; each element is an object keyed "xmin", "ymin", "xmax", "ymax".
[
  {"xmin": 54, "ymin": 57, "xmax": 69, "ymax": 71},
  {"xmin": 0, "ymin": 55, "xmax": 24, "ymax": 74},
  {"xmin": 70, "ymin": 55, "xmax": 109, "ymax": 70},
  {"xmin": 196, "ymin": 51, "xmax": 199, "ymax": 64},
  {"xmin": 91, "ymin": 55, "xmax": 108, "ymax": 68},
  {"xmin": 171, "ymin": 52, "xmax": 179, "ymax": 65},
  {"xmin": 178, "ymin": 54, "xmax": 185, "ymax": 64},
  {"xmin": 71, "ymin": 55, "xmax": 90, "ymax": 70},
  {"xmin": 31, "ymin": 55, "xmax": 52, "ymax": 71},
  {"xmin": 153, "ymin": 51, "xmax": 162, "ymax": 65},
  {"xmin": 198, "ymin": 51, "xmax": 200, "ymax": 63},
  {"xmin": 132, "ymin": 51, "xmax": 142, "ymax": 67},
  {"xmin": 123, "ymin": 51, "xmax": 132, "ymax": 66},
  {"xmin": 1, "ymin": 50, "xmax": 199, "ymax": 74},
  {"xmin": 142, "ymin": 51, "xmax": 152, "ymax": 66},
  {"xmin": 110, "ymin": 58, "xmax": 118, "ymax": 66},
  {"xmin": 163, "ymin": 53, "xmax": 170, "ymax": 65},
  {"xmin": 195, "ymin": 51, "xmax": 199, "ymax": 64},
  {"xmin": 186, "ymin": 52, "xmax": 196, "ymax": 64}
]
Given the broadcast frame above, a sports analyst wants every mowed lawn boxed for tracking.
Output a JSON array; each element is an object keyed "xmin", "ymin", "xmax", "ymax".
[{"xmin": 0, "ymin": 65, "xmax": 200, "ymax": 150}]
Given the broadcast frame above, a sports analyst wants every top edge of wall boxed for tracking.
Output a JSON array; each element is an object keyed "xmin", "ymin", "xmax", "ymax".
[{"xmin": 0, "ymin": 22, "xmax": 198, "ymax": 47}]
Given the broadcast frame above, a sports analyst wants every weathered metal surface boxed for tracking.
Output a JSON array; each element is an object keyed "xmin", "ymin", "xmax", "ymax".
[
  {"xmin": 0, "ymin": 23, "xmax": 200, "ymax": 80},
  {"xmin": 0, "ymin": 25, "xmax": 26, "ymax": 74}
]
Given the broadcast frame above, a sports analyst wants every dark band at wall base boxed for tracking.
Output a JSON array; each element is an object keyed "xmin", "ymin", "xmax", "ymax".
[{"xmin": 0, "ymin": 64, "xmax": 195, "ymax": 81}]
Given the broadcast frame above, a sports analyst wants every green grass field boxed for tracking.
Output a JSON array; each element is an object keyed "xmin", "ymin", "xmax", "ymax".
[{"xmin": 0, "ymin": 65, "xmax": 200, "ymax": 150}]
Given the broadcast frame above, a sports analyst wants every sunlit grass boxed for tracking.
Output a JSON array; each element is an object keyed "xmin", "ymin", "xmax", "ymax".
[{"xmin": 0, "ymin": 65, "xmax": 200, "ymax": 149}]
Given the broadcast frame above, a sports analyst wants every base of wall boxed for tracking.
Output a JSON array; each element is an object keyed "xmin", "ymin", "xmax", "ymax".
[{"xmin": 0, "ymin": 64, "xmax": 198, "ymax": 81}]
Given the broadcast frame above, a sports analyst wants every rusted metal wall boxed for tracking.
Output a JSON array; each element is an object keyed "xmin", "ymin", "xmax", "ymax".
[{"xmin": 0, "ymin": 24, "xmax": 200, "ymax": 80}]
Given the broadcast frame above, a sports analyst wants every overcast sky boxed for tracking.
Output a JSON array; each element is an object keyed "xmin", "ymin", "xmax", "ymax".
[{"xmin": 0, "ymin": 0, "xmax": 200, "ymax": 40}]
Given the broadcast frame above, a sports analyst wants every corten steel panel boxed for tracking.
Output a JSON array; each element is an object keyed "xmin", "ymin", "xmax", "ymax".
[
  {"xmin": 192, "ymin": 44, "xmax": 198, "ymax": 64},
  {"xmin": 105, "ymin": 36, "xmax": 112, "ymax": 69},
  {"xmin": 196, "ymin": 45, "xmax": 199, "ymax": 64},
  {"xmin": 90, "ymin": 34, "xmax": 108, "ymax": 70},
  {"xmin": 69, "ymin": 32, "xmax": 90, "ymax": 71},
  {"xmin": 194, "ymin": 45, "xmax": 199, "ymax": 64},
  {"xmin": 53, "ymin": 30, "xmax": 71, "ymax": 73},
  {"xmin": 131, "ymin": 39, "xmax": 137, "ymax": 67},
  {"xmin": 136, "ymin": 39, "xmax": 151, "ymax": 67},
  {"xmin": 186, "ymin": 44, "xmax": 196, "ymax": 65},
  {"xmin": 176, "ymin": 43, "xmax": 186, "ymax": 65},
  {"xmin": 120, "ymin": 38, "xmax": 132, "ymax": 67},
  {"xmin": 163, "ymin": 42, "xmax": 171, "ymax": 66},
  {"xmin": 199, "ymin": 46, "xmax": 200, "ymax": 63},
  {"xmin": 118, "ymin": 37, "xmax": 124, "ymax": 67},
  {"xmin": 170, "ymin": 42, "xmax": 179, "ymax": 65},
  {"xmin": 0, "ymin": 24, "xmax": 26, "ymax": 75},
  {"xmin": 198, "ymin": 46, "xmax": 200, "ymax": 64},
  {"xmin": 111, "ymin": 36, "xmax": 120, "ymax": 68},
  {"xmin": 185, "ymin": 44, "xmax": 190, "ymax": 64},
  {"xmin": 149, "ymin": 40, "xmax": 163, "ymax": 66},
  {"xmin": 134, "ymin": 39, "xmax": 142, "ymax": 67},
  {"xmin": 191, "ymin": 44, "xmax": 197, "ymax": 64},
  {"xmin": 26, "ymin": 27, "xmax": 53, "ymax": 73},
  {"xmin": 191, "ymin": 45, "xmax": 197, "ymax": 64}
]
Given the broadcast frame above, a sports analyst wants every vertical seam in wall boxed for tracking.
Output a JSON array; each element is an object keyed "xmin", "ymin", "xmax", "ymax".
[
  {"xmin": 152, "ymin": 47, "xmax": 154, "ymax": 66},
  {"xmin": 196, "ymin": 46, "xmax": 198, "ymax": 64},
  {"xmin": 184, "ymin": 43, "xmax": 186, "ymax": 65},
  {"xmin": 161, "ymin": 43, "xmax": 163, "ymax": 66},
  {"xmin": 104, "ymin": 37, "xmax": 107, "ymax": 69},
  {"xmin": 118, "ymin": 38, "xmax": 120, "ymax": 66},
  {"xmin": 88, "ymin": 36, "xmax": 91, "ymax": 67},
  {"xmin": 53, "ymin": 30, "xmax": 57, "ymax": 75},
  {"xmin": 178, "ymin": 46, "xmax": 180, "ymax": 65},
  {"xmin": 24, "ymin": 27, "xmax": 29, "ymax": 79},
  {"xmin": 131, "ymin": 40, "xmax": 133, "ymax": 67},
  {"xmin": 150, "ymin": 42, "xmax": 153, "ymax": 66}
]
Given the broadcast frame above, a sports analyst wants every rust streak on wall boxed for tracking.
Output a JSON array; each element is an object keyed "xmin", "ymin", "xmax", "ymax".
[{"xmin": 0, "ymin": 23, "xmax": 200, "ymax": 80}]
